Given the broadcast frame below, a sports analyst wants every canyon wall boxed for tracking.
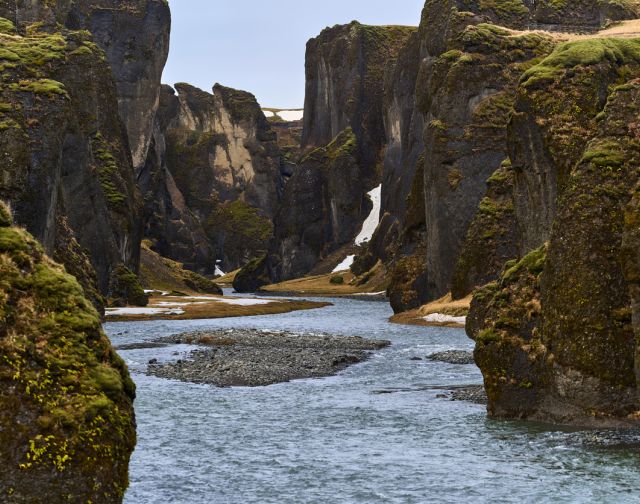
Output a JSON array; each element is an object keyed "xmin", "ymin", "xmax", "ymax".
[
  {"xmin": 140, "ymin": 82, "xmax": 283, "ymax": 274},
  {"xmin": 234, "ymin": 22, "xmax": 415, "ymax": 291},
  {"xmin": 0, "ymin": 0, "xmax": 171, "ymax": 307}
]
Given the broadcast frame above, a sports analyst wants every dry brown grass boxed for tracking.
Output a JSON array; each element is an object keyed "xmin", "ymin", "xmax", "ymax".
[
  {"xmin": 390, "ymin": 293, "xmax": 472, "ymax": 328},
  {"xmin": 262, "ymin": 262, "xmax": 388, "ymax": 296},
  {"xmin": 106, "ymin": 296, "xmax": 331, "ymax": 322},
  {"xmin": 495, "ymin": 19, "xmax": 640, "ymax": 43},
  {"xmin": 215, "ymin": 269, "xmax": 240, "ymax": 286}
]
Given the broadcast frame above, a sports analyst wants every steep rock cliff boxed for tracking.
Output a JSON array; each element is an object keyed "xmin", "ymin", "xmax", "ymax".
[
  {"xmin": 0, "ymin": 0, "xmax": 171, "ymax": 171},
  {"xmin": 418, "ymin": 21, "xmax": 555, "ymax": 301},
  {"xmin": 140, "ymin": 83, "xmax": 282, "ymax": 273},
  {"xmin": 0, "ymin": 201, "xmax": 136, "ymax": 502},
  {"xmin": 467, "ymin": 39, "xmax": 640, "ymax": 426},
  {"xmin": 0, "ymin": 20, "xmax": 143, "ymax": 307},
  {"xmin": 235, "ymin": 22, "xmax": 414, "ymax": 291}
]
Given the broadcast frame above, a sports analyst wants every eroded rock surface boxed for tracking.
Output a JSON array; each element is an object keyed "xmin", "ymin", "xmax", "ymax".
[{"xmin": 0, "ymin": 201, "xmax": 136, "ymax": 502}]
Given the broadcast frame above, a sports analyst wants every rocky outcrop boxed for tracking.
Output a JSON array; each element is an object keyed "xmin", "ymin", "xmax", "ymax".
[
  {"xmin": 0, "ymin": 20, "xmax": 143, "ymax": 308},
  {"xmin": 139, "ymin": 240, "xmax": 223, "ymax": 295},
  {"xmin": 0, "ymin": 0, "xmax": 172, "ymax": 171},
  {"xmin": 467, "ymin": 39, "xmax": 640, "ymax": 426},
  {"xmin": 0, "ymin": 0, "xmax": 170, "ymax": 307},
  {"xmin": 418, "ymin": 21, "xmax": 555, "ymax": 301},
  {"xmin": 139, "ymin": 82, "xmax": 282, "ymax": 274},
  {"xmin": 235, "ymin": 22, "xmax": 414, "ymax": 291},
  {"xmin": 0, "ymin": 201, "xmax": 136, "ymax": 502}
]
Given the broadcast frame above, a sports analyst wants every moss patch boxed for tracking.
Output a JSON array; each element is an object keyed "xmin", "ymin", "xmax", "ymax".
[{"xmin": 0, "ymin": 223, "xmax": 135, "ymax": 499}]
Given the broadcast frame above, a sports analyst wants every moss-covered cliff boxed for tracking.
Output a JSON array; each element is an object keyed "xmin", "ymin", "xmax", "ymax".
[
  {"xmin": 235, "ymin": 22, "xmax": 414, "ymax": 291},
  {"xmin": 0, "ymin": 201, "xmax": 136, "ymax": 502},
  {"xmin": 468, "ymin": 38, "xmax": 640, "ymax": 426},
  {"xmin": 0, "ymin": 18, "xmax": 145, "ymax": 309}
]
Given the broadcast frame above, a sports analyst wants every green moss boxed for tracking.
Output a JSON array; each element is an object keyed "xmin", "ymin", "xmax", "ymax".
[
  {"xmin": 0, "ymin": 200, "xmax": 11, "ymax": 227},
  {"xmin": 0, "ymin": 224, "xmax": 135, "ymax": 494},
  {"xmin": 91, "ymin": 134, "xmax": 127, "ymax": 207},
  {"xmin": 326, "ymin": 127, "xmax": 357, "ymax": 160},
  {"xmin": 0, "ymin": 31, "xmax": 67, "ymax": 71},
  {"xmin": 9, "ymin": 78, "xmax": 68, "ymax": 98},
  {"xmin": 581, "ymin": 140, "xmax": 625, "ymax": 168},
  {"xmin": 502, "ymin": 245, "xmax": 547, "ymax": 284},
  {"xmin": 108, "ymin": 265, "xmax": 148, "ymax": 308},
  {"xmin": 206, "ymin": 199, "xmax": 273, "ymax": 258},
  {"xmin": 0, "ymin": 17, "xmax": 16, "ymax": 35},
  {"xmin": 477, "ymin": 328, "xmax": 501, "ymax": 343},
  {"xmin": 478, "ymin": 0, "xmax": 530, "ymax": 19},
  {"xmin": 329, "ymin": 275, "xmax": 345, "ymax": 285},
  {"xmin": 523, "ymin": 38, "xmax": 640, "ymax": 87}
]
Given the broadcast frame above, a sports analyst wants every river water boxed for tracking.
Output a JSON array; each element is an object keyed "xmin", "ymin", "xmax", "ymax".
[{"xmin": 105, "ymin": 294, "xmax": 640, "ymax": 503}]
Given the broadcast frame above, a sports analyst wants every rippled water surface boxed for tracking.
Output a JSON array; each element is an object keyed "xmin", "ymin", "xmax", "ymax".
[{"xmin": 105, "ymin": 293, "xmax": 640, "ymax": 503}]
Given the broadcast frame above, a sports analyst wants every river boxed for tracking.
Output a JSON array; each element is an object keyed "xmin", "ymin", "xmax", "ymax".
[{"xmin": 105, "ymin": 293, "xmax": 640, "ymax": 503}]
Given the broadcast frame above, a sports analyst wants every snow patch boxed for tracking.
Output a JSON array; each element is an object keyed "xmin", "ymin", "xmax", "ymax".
[
  {"xmin": 333, "ymin": 255, "xmax": 355, "ymax": 273},
  {"xmin": 276, "ymin": 110, "xmax": 304, "ymax": 121},
  {"xmin": 105, "ymin": 307, "xmax": 185, "ymax": 316},
  {"xmin": 182, "ymin": 296, "xmax": 278, "ymax": 306},
  {"xmin": 355, "ymin": 185, "xmax": 382, "ymax": 245},
  {"xmin": 263, "ymin": 110, "xmax": 275, "ymax": 117},
  {"xmin": 423, "ymin": 313, "xmax": 467, "ymax": 325},
  {"xmin": 215, "ymin": 265, "xmax": 226, "ymax": 276}
]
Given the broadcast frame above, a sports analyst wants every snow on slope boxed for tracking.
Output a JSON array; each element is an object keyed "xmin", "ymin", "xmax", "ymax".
[
  {"xmin": 355, "ymin": 185, "xmax": 382, "ymax": 245},
  {"xmin": 332, "ymin": 255, "xmax": 355, "ymax": 273}
]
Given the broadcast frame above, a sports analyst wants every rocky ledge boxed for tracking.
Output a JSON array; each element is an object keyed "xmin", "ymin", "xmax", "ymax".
[{"xmin": 147, "ymin": 329, "xmax": 390, "ymax": 386}]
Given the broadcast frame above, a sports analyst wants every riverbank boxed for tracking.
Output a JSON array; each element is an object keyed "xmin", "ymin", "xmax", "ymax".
[
  {"xmin": 105, "ymin": 295, "xmax": 330, "ymax": 322},
  {"xmin": 145, "ymin": 328, "xmax": 391, "ymax": 386},
  {"xmin": 390, "ymin": 293, "xmax": 471, "ymax": 328}
]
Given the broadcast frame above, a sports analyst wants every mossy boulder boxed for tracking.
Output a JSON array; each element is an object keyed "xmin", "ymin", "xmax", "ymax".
[
  {"xmin": 108, "ymin": 265, "xmax": 149, "ymax": 308},
  {"xmin": 138, "ymin": 240, "xmax": 222, "ymax": 295},
  {"xmin": 233, "ymin": 255, "xmax": 271, "ymax": 293},
  {"xmin": 0, "ymin": 218, "xmax": 136, "ymax": 502}
]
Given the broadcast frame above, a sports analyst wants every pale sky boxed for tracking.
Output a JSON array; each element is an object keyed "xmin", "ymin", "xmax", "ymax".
[{"xmin": 163, "ymin": 0, "xmax": 424, "ymax": 108}]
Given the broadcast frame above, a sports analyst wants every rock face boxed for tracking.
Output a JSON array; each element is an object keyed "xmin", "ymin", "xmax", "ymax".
[
  {"xmin": 139, "ymin": 82, "xmax": 283, "ymax": 274},
  {"xmin": 0, "ymin": 0, "xmax": 171, "ymax": 306},
  {"xmin": 467, "ymin": 39, "xmax": 640, "ymax": 426},
  {"xmin": 234, "ymin": 22, "xmax": 415, "ymax": 291},
  {"xmin": 418, "ymin": 13, "xmax": 556, "ymax": 302},
  {"xmin": 0, "ymin": 0, "xmax": 172, "ymax": 171},
  {"xmin": 0, "ymin": 19, "xmax": 143, "ymax": 308},
  {"xmin": 376, "ymin": 0, "xmax": 640, "ymax": 313},
  {"xmin": 0, "ymin": 201, "xmax": 136, "ymax": 502}
]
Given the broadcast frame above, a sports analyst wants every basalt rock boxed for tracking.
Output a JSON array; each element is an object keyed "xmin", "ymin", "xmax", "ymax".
[
  {"xmin": 418, "ymin": 21, "xmax": 555, "ymax": 301},
  {"xmin": 0, "ymin": 0, "xmax": 172, "ymax": 171},
  {"xmin": 235, "ymin": 22, "xmax": 414, "ymax": 291},
  {"xmin": 468, "ymin": 40, "xmax": 640, "ymax": 426},
  {"xmin": 0, "ymin": 201, "xmax": 136, "ymax": 502},
  {"xmin": 0, "ymin": 21, "xmax": 144, "ymax": 307},
  {"xmin": 140, "ymin": 82, "xmax": 282, "ymax": 274}
]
